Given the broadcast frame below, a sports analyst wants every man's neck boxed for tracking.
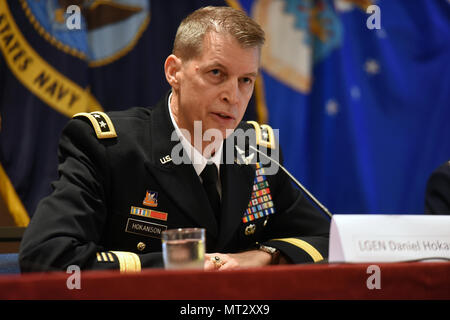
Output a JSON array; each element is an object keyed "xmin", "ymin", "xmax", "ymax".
[{"xmin": 169, "ymin": 93, "xmax": 223, "ymax": 158}]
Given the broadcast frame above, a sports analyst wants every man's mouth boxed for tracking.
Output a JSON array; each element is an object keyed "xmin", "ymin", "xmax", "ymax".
[{"xmin": 212, "ymin": 112, "xmax": 234, "ymax": 121}]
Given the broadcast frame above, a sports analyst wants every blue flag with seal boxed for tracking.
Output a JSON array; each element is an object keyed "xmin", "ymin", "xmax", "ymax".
[
  {"xmin": 0, "ymin": 0, "xmax": 245, "ymax": 224},
  {"xmin": 236, "ymin": 0, "xmax": 450, "ymax": 214}
]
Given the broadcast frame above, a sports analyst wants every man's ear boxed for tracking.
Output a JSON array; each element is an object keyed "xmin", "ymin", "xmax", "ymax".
[{"xmin": 164, "ymin": 54, "xmax": 182, "ymax": 90}]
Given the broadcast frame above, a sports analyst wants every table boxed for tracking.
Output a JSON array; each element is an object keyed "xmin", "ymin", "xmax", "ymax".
[{"xmin": 0, "ymin": 262, "xmax": 448, "ymax": 300}]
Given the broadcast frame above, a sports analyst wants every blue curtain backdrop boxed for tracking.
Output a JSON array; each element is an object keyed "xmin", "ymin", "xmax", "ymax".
[{"xmin": 1, "ymin": 0, "xmax": 449, "ymax": 223}]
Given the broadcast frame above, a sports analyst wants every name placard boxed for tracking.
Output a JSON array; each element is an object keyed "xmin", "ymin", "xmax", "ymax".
[{"xmin": 329, "ymin": 215, "xmax": 450, "ymax": 263}]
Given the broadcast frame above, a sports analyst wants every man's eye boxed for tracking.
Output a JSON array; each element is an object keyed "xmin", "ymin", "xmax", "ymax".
[
  {"xmin": 241, "ymin": 77, "xmax": 253, "ymax": 84},
  {"xmin": 210, "ymin": 69, "xmax": 221, "ymax": 76}
]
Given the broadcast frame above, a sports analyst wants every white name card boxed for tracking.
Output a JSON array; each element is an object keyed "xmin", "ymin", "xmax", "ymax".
[{"xmin": 329, "ymin": 214, "xmax": 450, "ymax": 263}]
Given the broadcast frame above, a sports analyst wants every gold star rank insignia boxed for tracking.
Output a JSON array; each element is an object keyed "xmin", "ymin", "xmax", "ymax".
[{"xmin": 73, "ymin": 111, "xmax": 117, "ymax": 139}]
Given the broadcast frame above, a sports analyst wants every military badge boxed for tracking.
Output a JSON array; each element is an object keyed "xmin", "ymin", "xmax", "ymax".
[
  {"xmin": 143, "ymin": 190, "xmax": 158, "ymax": 207},
  {"xmin": 130, "ymin": 206, "xmax": 167, "ymax": 222},
  {"xmin": 73, "ymin": 112, "xmax": 117, "ymax": 139},
  {"xmin": 242, "ymin": 163, "xmax": 276, "ymax": 223},
  {"xmin": 245, "ymin": 224, "xmax": 256, "ymax": 236}
]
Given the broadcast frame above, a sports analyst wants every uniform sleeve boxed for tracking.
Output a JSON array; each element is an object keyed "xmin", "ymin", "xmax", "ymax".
[
  {"xmin": 19, "ymin": 117, "xmax": 163, "ymax": 273},
  {"xmin": 260, "ymin": 155, "xmax": 331, "ymax": 264}
]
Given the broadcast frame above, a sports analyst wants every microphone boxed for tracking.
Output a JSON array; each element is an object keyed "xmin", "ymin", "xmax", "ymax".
[{"xmin": 248, "ymin": 145, "xmax": 333, "ymax": 219}]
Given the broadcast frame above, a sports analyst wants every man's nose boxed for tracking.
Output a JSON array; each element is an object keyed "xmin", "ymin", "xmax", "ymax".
[{"xmin": 220, "ymin": 79, "xmax": 239, "ymax": 105}]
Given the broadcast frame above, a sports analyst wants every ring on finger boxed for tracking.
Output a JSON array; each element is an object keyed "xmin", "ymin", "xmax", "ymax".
[{"xmin": 211, "ymin": 256, "xmax": 224, "ymax": 267}]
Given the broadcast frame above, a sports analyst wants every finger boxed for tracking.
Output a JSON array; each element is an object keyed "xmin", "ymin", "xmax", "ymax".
[
  {"xmin": 205, "ymin": 253, "xmax": 221, "ymax": 260},
  {"xmin": 204, "ymin": 254, "xmax": 220, "ymax": 270},
  {"xmin": 204, "ymin": 258, "xmax": 216, "ymax": 270},
  {"xmin": 205, "ymin": 253, "xmax": 226, "ymax": 270},
  {"xmin": 218, "ymin": 258, "xmax": 239, "ymax": 271}
]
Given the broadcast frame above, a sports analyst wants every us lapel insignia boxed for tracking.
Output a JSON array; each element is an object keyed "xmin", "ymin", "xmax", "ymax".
[
  {"xmin": 143, "ymin": 190, "xmax": 158, "ymax": 207},
  {"xmin": 235, "ymin": 146, "xmax": 255, "ymax": 165},
  {"xmin": 160, "ymin": 155, "xmax": 172, "ymax": 164}
]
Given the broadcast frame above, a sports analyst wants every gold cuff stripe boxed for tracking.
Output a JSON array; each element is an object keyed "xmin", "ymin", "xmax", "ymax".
[
  {"xmin": 272, "ymin": 238, "xmax": 324, "ymax": 262},
  {"xmin": 96, "ymin": 251, "xmax": 115, "ymax": 263},
  {"xmin": 246, "ymin": 121, "xmax": 276, "ymax": 149},
  {"xmin": 110, "ymin": 251, "xmax": 141, "ymax": 273},
  {"xmin": 73, "ymin": 112, "xmax": 117, "ymax": 139}
]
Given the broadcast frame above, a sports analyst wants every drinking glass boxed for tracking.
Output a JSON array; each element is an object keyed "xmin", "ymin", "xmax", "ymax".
[{"xmin": 161, "ymin": 228, "xmax": 205, "ymax": 270}]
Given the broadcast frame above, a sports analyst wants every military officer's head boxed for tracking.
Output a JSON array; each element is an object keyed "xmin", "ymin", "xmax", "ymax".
[{"xmin": 164, "ymin": 6, "xmax": 265, "ymax": 156}]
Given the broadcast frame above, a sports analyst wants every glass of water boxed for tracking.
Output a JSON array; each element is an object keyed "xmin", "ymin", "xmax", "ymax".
[{"xmin": 162, "ymin": 228, "xmax": 205, "ymax": 270}]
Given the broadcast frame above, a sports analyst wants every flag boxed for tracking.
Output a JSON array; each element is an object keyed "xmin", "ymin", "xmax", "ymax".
[
  {"xmin": 237, "ymin": 0, "xmax": 450, "ymax": 214},
  {"xmin": 1, "ymin": 0, "xmax": 249, "ymax": 223},
  {"xmin": 0, "ymin": 0, "xmax": 98, "ymax": 226}
]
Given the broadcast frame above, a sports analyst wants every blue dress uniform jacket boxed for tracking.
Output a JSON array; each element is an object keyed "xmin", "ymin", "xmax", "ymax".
[
  {"xmin": 19, "ymin": 94, "xmax": 331, "ymax": 272},
  {"xmin": 425, "ymin": 161, "xmax": 450, "ymax": 214}
]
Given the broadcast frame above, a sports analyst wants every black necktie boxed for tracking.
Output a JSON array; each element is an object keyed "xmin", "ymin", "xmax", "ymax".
[{"xmin": 200, "ymin": 163, "xmax": 221, "ymax": 223}]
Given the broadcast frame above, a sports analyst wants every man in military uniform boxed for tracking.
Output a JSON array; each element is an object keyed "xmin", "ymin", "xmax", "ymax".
[{"xmin": 19, "ymin": 6, "xmax": 330, "ymax": 273}]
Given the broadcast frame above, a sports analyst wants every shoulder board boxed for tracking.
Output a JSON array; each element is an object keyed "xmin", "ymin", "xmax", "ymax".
[
  {"xmin": 73, "ymin": 111, "xmax": 117, "ymax": 139},
  {"xmin": 246, "ymin": 120, "xmax": 276, "ymax": 149}
]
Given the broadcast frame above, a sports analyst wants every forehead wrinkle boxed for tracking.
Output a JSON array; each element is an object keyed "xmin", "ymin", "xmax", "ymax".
[{"xmin": 201, "ymin": 33, "xmax": 259, "ymax": 73}]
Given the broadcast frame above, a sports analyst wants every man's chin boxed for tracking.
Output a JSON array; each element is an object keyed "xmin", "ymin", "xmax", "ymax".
[{"xmin": 203, "ymin": 123, "xmax": 236, "ymax": 139}]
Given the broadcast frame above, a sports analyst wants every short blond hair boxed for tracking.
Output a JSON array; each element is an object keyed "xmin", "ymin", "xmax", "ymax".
[{"xmin": 173, "ymin": 6, "xmax": 265, "ymax": 61}]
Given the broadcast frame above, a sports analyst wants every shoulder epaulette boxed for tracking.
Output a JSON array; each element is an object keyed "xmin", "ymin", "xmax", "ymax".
[
  {"xmin": 73, "ymin": 111, "xmax": 117, "ymax": 139},
  {"xmin": 246, "ymin": 121, "xmax": 276, "ymax": 149}
]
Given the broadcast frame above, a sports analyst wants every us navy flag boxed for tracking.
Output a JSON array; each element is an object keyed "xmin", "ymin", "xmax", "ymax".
[{"xmin": 0, "ymin": 0, "xmax": 241, "ymax": 223}]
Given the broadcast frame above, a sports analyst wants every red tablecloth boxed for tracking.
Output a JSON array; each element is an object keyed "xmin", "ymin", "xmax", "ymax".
[{"xmin": 0, "ymin": 262, "xmax": 449, "ymax": 300}]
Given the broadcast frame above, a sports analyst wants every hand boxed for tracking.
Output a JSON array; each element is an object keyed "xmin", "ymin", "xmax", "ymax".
[{"xmin": 204, "ymin": 250, "xmax": 272, "ymax": 271}]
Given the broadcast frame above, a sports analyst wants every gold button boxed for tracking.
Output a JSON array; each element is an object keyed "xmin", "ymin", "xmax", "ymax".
[
  {"xmin": 137, "ymin": 242, "xmax": 146, "ymax": 251},
  {"xmin": 245, "ymin": 224, "xmax": 256, "ymax": 236}
]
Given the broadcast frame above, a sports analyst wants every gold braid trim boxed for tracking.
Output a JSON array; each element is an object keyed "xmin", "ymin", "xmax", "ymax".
[
  {"xmin": 271, "ymin": 238, "xmax": 324, "ymax": 262},
  {"xmin": 110, "ymin": 251, "xmax": 141, "ymax": 273}
]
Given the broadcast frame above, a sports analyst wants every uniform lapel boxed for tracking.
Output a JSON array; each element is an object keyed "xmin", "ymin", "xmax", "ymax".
[{"xmin": 144, "ymin": 94, "xmax": 219, "ymax": 240}]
